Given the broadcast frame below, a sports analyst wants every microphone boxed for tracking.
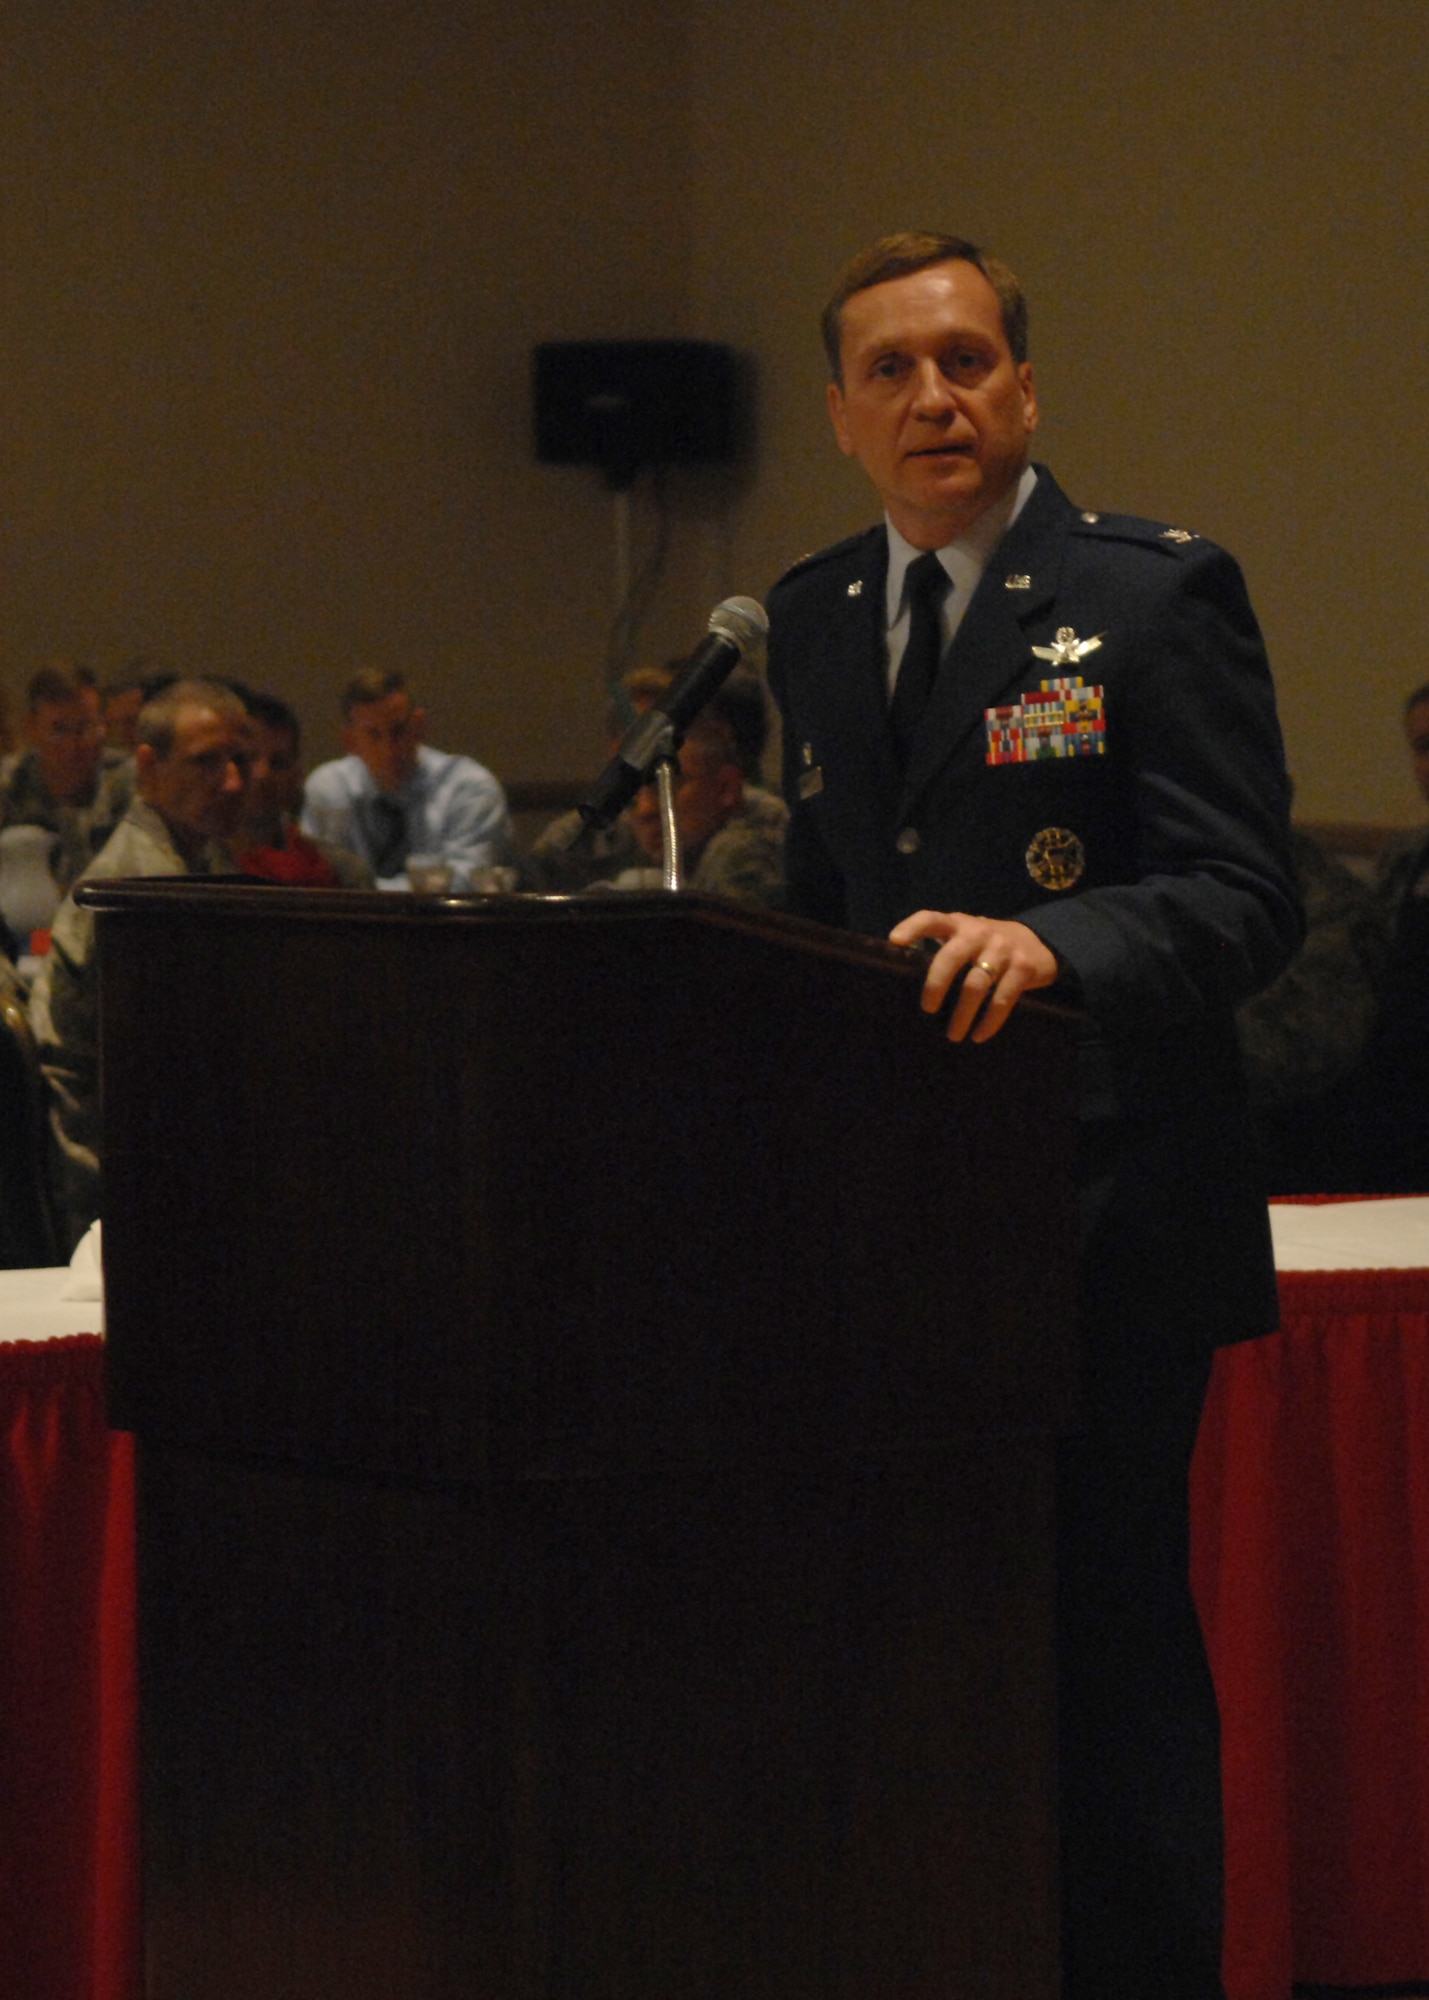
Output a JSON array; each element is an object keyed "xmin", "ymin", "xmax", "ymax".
[{"xmin": 570, "ymin": 596, "xmax": 769, "ymax": 834}]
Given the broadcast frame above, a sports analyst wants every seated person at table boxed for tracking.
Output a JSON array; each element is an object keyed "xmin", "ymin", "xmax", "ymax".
[
  {"xmin": 0, "ymin": 683, "xmax": 17, "ymax": 775},
  {"xmin": 30, "ymin": 679, "xmax": 252, "ymax": 1247},
  {"xmin": 1355, "ymin": 683, "xmax": 1429, "ymax": 1190},
  {"xmin": 1376, "ymin": 682, "xmax": 1429, "ymax": 914},
  {"xmin": 301, "ymin": 668, "xmax": 513, "ymax": 890},
  {"xmin": 1236, "ymin": 822, "xmax": 1387, "ymax": 1194},
  {"xmin": 0, "ymin": 663, "xmax": 135, "ymax": 891},
  {"xmin": 526, "ymin": 664, "xmax": 788, "ymax": 904},
  {"xmin": 100, "ymin": 660, "xmax": 173, "ymax": 754},
  {"xmin": 235, "ymin": 691, "xmax": 372, "ymax": 887}
]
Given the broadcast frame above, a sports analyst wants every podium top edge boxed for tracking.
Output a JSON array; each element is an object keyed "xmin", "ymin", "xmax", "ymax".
[
  {"xmin": 75, "ymin": 878, "xmax": 1082, "ymax": 1022},
  {"xmin": 76, "ymin": 877, "xmax": 886, "ymax": 953}
]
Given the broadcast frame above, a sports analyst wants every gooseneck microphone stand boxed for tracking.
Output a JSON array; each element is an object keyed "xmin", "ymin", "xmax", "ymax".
[{"xmin": 654, "ymin": 754, "xmax": 682, "ymax": 891}]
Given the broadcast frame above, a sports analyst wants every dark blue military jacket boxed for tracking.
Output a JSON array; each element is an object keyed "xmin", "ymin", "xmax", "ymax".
[{"xmin": 767, "ymin": 466, "xmax": 1303, "ymax": 1344}]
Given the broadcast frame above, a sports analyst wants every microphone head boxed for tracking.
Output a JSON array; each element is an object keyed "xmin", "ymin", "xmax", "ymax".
[{"xmin": 707, "ymin": 595, "xmax": 769, "ymax": 657}]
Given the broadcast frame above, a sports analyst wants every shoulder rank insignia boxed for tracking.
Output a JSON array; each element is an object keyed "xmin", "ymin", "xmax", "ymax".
[
  {"xmin": 1161, "ymin": 527, "xmax": 1196, "ymax": 544},
  {"xmin": 846, "ymin": 579, "xmax": 863, "ymax": 596},
  {"xmin": 1031, "ymin": 626, "xmax": 1103, "ymax": 670},
  {"xmin": 1025, "ymin": 826, "xmax": 1086, "ymax": 892},
  {"xmin": 984, "ymin": 672, "xmax": 1106, "ymax": 765}
]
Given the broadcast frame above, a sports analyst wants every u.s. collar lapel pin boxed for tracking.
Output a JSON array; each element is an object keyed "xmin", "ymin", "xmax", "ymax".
[
  {"xmin": 1005, "ymin": 573, "xmax": 1031, "ymax": 590},
  {"xmin": 1031, "ymin": 626, "xmax": 1104, "ymax": 669}
]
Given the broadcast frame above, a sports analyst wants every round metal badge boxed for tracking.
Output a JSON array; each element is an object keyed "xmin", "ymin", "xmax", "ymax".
[{"xmin": 1025, "ymin": 826, "xmax": 1086, "ymax": 892}]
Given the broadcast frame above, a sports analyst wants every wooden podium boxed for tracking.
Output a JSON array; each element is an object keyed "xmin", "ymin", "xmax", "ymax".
[{"xmin": 90, "ymin": 883, "xmax": 1080, "ymax": 2000}]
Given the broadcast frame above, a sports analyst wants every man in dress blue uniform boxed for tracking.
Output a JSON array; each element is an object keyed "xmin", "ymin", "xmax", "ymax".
[{"xmin": 766, "ymin": 233, "xmax": 1302, "ymax": 1999}]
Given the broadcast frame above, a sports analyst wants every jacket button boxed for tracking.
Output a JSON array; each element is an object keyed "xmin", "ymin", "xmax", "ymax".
[{"xmin": 895, "ymin": 827, "xmax": 921, "ymax": 855}]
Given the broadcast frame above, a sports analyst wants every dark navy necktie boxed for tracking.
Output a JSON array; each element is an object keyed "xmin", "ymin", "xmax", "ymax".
[
  {"xmin": 368, "ymin": 795, "xmax": 408, "ymax": 877},
  {"xmin": 889, "ymin": 549, "xmax": 949, "ymax": 766}
]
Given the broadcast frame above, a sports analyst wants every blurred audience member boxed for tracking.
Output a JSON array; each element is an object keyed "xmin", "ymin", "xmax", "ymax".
[
  {"xmin": 1355, "ymin": 684, "xmax": 1429, "ymax": 1190},
  {"xmin": 1236, "ymin": 825, "xmax": 1387, "ymax": 1193},
  {"xmin": 103, "ymin": 680, "xmax": 146, "ymax": 752},
  {"xmin": 302, "ymin": 668, "xmax": 512, "ymax": 889},
  {"xmin": 0, "ymin": 662, "xmax": 134, "ymax": 889},
  {"xmin": 102, "ymin": 665, "xmax": 160, "ymax": 752},
  {"xmin": 1378, "ymin": 683, "xmax": 1429, "ymax": 908},
  {"xmin": 0, "ymin": 683, "xmax": 17, "ymax": 775},
  {"xmin": 235, "ymin": 692, "xmax": 372, "ymax": 887},
  {"xmin": 30, "ymin": 679, "xmax": 251, "ymax": 1246},
  {"xmin": 527, "ymin": 663, "xmax": 787, "ymax": 905},
  {"xmin": 106, "ymin": 656, "xmax": 182, "ymax": 752},
  {"xmin": 74, "ymin": 664, "xmax": 105, "ymax": 735}
]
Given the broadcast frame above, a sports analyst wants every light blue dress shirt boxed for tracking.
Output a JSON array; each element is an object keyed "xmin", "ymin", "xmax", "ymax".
[{"xmin": 301, "ymin": 743, "xmax": 514, "ymax": 890}]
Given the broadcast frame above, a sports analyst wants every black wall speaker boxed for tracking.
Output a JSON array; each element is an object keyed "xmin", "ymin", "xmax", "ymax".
[{"xmin": 533, "ymin": 340, "xmax": 739, "ymax": 487}]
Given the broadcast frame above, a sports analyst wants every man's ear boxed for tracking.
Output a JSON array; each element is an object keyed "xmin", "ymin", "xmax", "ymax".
[{"xmin": 408, "ymin": 706, "xmax": 427, "ymax": 747}]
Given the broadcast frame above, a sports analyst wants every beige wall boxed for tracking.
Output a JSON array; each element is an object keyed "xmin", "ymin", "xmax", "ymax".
[
  {"xmin": 689, "ymin": 0, "xmax": 1429, "ymax": 826},
  {"xmin": 1, "ymin": 0, "xmax": 1426, "ymax": 823},
  {"xmin": 0, "ymin": 0, "xmax": 700, "ymax": 781}
]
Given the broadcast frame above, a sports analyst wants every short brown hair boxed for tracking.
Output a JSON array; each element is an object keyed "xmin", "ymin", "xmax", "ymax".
[
  {"xmin": 609, "ymin": 662, "xmax": 770, "ymax": 781},
  {"xmin": 26, "ymin": 661, "xmax": 96, "ymax": 712},
  {"xmin": 245, "ymin": 690, "xmax": 301, "ymax": 743},
  {"xmin": 821, "ymin": 231, "xmax": 1029, "ymax": 383},
  {"xmin": 341, "ymin": 668, "xmax": 407, "ymax": 718},
  {"xmin": 136, "ymin": 678, "xmax": 249, "ymax": 759}
]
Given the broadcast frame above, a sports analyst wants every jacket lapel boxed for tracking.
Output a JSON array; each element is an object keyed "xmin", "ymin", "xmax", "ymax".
[{"xmin": 898, "ymin": 470, "xmax": 1075, "ymax": 811}]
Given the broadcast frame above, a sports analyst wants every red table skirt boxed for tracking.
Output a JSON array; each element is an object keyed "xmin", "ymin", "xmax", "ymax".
[
  {"xmin": 10, "ymin": 1288, "xmax": 1429, "ymax": 2000},
  {"xmin": 0, "ymin": 1338, "xmax": 138, "ymax": 2000},
  {"xmin": 1193, "ymin": 1266, "xmax": 1429, "ymax": 2000}
]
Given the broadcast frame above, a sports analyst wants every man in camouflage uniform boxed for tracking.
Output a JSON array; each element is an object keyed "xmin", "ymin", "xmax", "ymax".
[
  {"xmin": 1354, "ymin": 683, "xmax": 1429, "ymax": 1188},
  {"xmin": 1236, "ymin": 826, "xmax": 1387, "ymax": 1191},
  {"xmin": 30, "ymin": 679, "xmax": 251, "ymax": 1247},
  {"xmin": 0, "ymin": 663, "xmax": 134, "ymax": 893},
  {"xmin": 528, "ymin": 662, "xmax": 787, "ymax": 906}
]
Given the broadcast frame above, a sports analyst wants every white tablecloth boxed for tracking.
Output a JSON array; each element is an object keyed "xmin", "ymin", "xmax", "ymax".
[
  {"xmin": 1268, "ymin": 1196, "xmax": 1429, "ymax": 1272},
  {"xmin": 0, "ymin": 1223, "xmax": 104, "ymax": 1342}
]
